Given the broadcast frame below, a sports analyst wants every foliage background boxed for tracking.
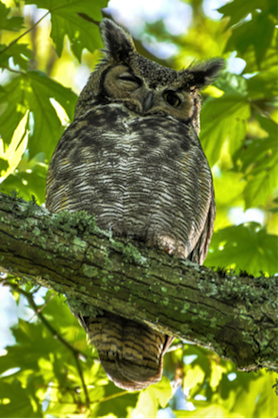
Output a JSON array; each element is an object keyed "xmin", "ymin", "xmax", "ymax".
[{"xmin": 0, "ymin": 0, "xmax": 277, "ymax": 417}]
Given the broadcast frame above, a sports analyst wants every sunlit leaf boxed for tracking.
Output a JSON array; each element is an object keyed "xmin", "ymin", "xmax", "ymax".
[
  {"xmin": 41, "ymin": 292, "xmax": 89, "ymax": 348},
  {"xmin": 246, "ymin": 66, "xmax": 278, "ymax": 101},
  {"xmin": 224, "ymin": 11, "xmax": 276, "ymax": 68},
  {"xmin": 93, "ymin": 382, "xmax": 138, "ymax": 418},
  {"xmin": 0, "ymin": 110, "xmax": 29, "ymax": 183},
  {"xmin": 243, "ymin": 32, "xmax": 277, "ymax": 73},
  {"xmin": 133, "ymin": 377, "xmax": 172, "ymax": 417},
  {"xmin": 0, "ymin": 158, "xmax": 8, "ymax": 173},
  {"xmin": 183, "ymin": 365, "xmax": 205, "ymax": 395},
  {"xmin": 24, "ymin": 0, "xmax": 109, "ymax": 60},
  {"xmin": 243, "ymin": 163, "xmax": 278, "ymax": 210},
  {"xmin": 0, "ymin": 43, "xmax": 33, "ymax": 71},
  {"xmin": 173, "ymin": 17, "xmax": 227, "ymax": 66},
  {"xmin": 224, "ymin": 370, "xmax": 278, "ymax": 418},
  {"xmin": 0, "ymin": 291, "xmax": 106, "ymax": 416},
  {"xmin": 0, "ymin": 2, "xmax": 24, "ymax": 31},
  {"xmin": 213, "ymin": 170, "xmax": 247, "ymax": 229},
  {"xmin": 218, "ymin": 0, "xmax": 276, "ymax": 28},
  {"xmin": 0, "ymin": 379, "xmax": 42, "ymax": 418},
  {"xmin": 0, "ymin": 71, "xmax": 77, "ymax": 160},
  {"xmin": 233, "ymin": 115, "xmax": 278, "ymax": 209},
  {"xmin": 253, "ymin": 372, "xmax": 278, "ymax": 418},
  {"xmin": 200, "ymin": 94, "xmax": 250, "ymax": 167},
  {"xmin": 0, "ymin": 159, "xmax": 48, "ymax": 205},
  {"xmin": 215, "ymin": 72, "xmax": 248, "ymax": 96},
  {"xmin": 44, "ymin": 388, "xmax": 82, "ymax": 418},
  {"xmin": 174, "ymin": 404, "xmax": 241, "ymax": 418},
  {"xmin": 209, "ymin": 364, "xmax": 227, "ymax": 391},
  {"xmin": 0, "ymin": 318, "xmax": 58, "ymax": 376},
  {"xmin": 176, "ymin": 369, "xmax": 278, "ymax": 418},
  {"xmin": 205, "ymin": 222, "xmax": 277, "ymax": 275}
]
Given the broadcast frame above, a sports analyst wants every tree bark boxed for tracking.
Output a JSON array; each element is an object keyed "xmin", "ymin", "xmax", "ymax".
[{"xmin": 0, "ymin": 192, "xmax": 277, "ymax": 373}]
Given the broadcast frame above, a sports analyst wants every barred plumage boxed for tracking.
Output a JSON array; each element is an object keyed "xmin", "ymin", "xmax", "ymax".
[{"xmin": 45, "ymin": 18, "xmax": 223, "ymax": 390}]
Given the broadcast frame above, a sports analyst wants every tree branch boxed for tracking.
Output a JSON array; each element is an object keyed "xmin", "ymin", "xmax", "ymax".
[{"xmin": 0, "ymin": 192, "xmax": 277, "ymax": 373}]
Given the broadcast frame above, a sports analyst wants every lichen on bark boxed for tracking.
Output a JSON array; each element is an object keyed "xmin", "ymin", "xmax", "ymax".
[{"xmin": 0, "ymin": 191, "xmax": 277, "ymax": 373}]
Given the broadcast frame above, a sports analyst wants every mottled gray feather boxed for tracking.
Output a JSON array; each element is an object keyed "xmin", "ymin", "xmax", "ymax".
[{"xmin": 45, "ymin": 18, "xmax": 223, "ymax": 391}]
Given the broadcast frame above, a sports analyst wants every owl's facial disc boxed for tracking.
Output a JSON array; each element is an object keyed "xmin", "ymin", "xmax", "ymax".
[{"xmin": 103, "ymin": 65, "xmax": 194, "ymax": 120}]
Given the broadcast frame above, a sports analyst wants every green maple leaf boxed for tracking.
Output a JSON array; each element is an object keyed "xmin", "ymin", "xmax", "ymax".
[
  {"xmin": 0, "ymin": 71, "xmax": 78, "ymax": 160},
  {"xmin": 0, "ymin": 2, "xmax": 24, "ymax": 32},
  {"xmin": 0, "ymin": 43, "xmax": 33, "ymax": 71},
  {"xmin": 200, "ymin": 93, "xmax": 250, "ymax": 167},
  {"xmin": 25, "ymin": 0, "xmax": 109, "ymax": 60},
  {"xmin": 205, "ymin": 223, "xmax": 277, "ymax": 276}
]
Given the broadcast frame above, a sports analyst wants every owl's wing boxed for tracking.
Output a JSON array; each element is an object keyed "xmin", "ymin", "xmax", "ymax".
[{"xmin": 188, "ymin": 186, "xmax": 216, "ymax": 265}]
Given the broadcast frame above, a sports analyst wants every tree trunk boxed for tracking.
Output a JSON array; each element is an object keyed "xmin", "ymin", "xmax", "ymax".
[{"xmin": 0, "ymin": 192, "xmax": 277, "ymax": 373}]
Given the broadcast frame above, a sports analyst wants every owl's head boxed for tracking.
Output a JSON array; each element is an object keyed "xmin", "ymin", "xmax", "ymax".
[{"xmin": 76, "ymin": 19, "xmax": 224, "ymax": 131}]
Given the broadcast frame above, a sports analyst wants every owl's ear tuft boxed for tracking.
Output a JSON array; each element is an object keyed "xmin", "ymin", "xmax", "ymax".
[
  {"xmin": 184, "ymin": 59, "xmax": 225, "ymax": 89},
  {"xmin": 100, "ymin": 18, "xmax": 136, "ymax": 63}
]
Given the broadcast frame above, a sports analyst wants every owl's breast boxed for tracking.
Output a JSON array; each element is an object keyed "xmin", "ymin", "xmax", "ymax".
[{"xmin": 46, "ymin": 104, "xmax": 213, "ymax": 258}]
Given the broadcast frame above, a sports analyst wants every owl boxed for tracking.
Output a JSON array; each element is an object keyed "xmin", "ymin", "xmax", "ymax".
[{"xmin": 45, "ymin": 18, "xmax": 223, "ymax": 391}]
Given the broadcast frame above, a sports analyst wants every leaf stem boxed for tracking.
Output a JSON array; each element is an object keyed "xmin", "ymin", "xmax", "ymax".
[
  {"xmin": 0, "ymin": 11, "xmax": 50, "ymax": 56},
  {"xmin": 0, "ymin": 65, "xmax": 25, "ymax": 74},
  {"xmin": 93, "ymin": 390, "xmax": 131, "ymax": 405}
]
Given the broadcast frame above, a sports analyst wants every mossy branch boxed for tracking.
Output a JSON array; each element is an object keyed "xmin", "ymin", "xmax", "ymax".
[{"xmin": 0, "ymin": 192, "xmax": 277, "ymax": 373}]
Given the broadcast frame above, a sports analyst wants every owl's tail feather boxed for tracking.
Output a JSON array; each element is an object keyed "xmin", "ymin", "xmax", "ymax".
[{"xmin": 84, "ymin": 312, "xmax": 173, "ymax": 391}]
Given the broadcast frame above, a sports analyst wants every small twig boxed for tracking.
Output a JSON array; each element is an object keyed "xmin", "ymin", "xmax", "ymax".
[
  {"xmin": 251, "ymin": 102, "xmax": 275, "ymax": 119},
  {"xmin": 77, "ymin": 13, "xmax": 100, "ymax": 26},
  {"xmin": 92, "ymin": 389, "xmax": 131, "ymax": 405},
  {"xmin": 45, "ymin": 389, "xmax": 131, "ymax": 411},
  {"xmin": 72, "ymin": 353, "xmax": 90, "ymax": 409},
  {"xmin": 5, "ymin": 281, "xmax": 91, "ymax": 408},
  {"xmin": 10, "ymin": 282, "xmax": 85, "ymax": 355},
  {"xmin": 0, "ymin": 11, "xmax": 50, "ymax": 56},
  {"xmin": 0, "ymin": 65, "xmax": 26, "ymax": 74},
  {"xmin": 44, "ymin": 399, "xmax": 90, "ymax": 406}
]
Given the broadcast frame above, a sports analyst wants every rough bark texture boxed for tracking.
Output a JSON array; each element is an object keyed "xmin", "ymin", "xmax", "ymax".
[{"xmin": 0, "ymin": 192, "xmax": 277, "ymax": 373}]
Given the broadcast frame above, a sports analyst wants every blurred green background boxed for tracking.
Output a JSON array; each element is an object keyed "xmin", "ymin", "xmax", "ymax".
[{"xmin": 0, "ymin": 0, "xmax": 277, "ymax": 417}]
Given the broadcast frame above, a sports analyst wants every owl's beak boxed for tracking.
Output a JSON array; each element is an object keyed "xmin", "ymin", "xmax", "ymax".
[{"xmin": 142, "ymin": 91, "xmax": 153, "ymax": 112}]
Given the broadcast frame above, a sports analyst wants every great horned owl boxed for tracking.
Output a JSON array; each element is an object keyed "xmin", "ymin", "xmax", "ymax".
[{"xmin": 45, "ymin": 18, "xmax": 223, "ymax": 391}]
